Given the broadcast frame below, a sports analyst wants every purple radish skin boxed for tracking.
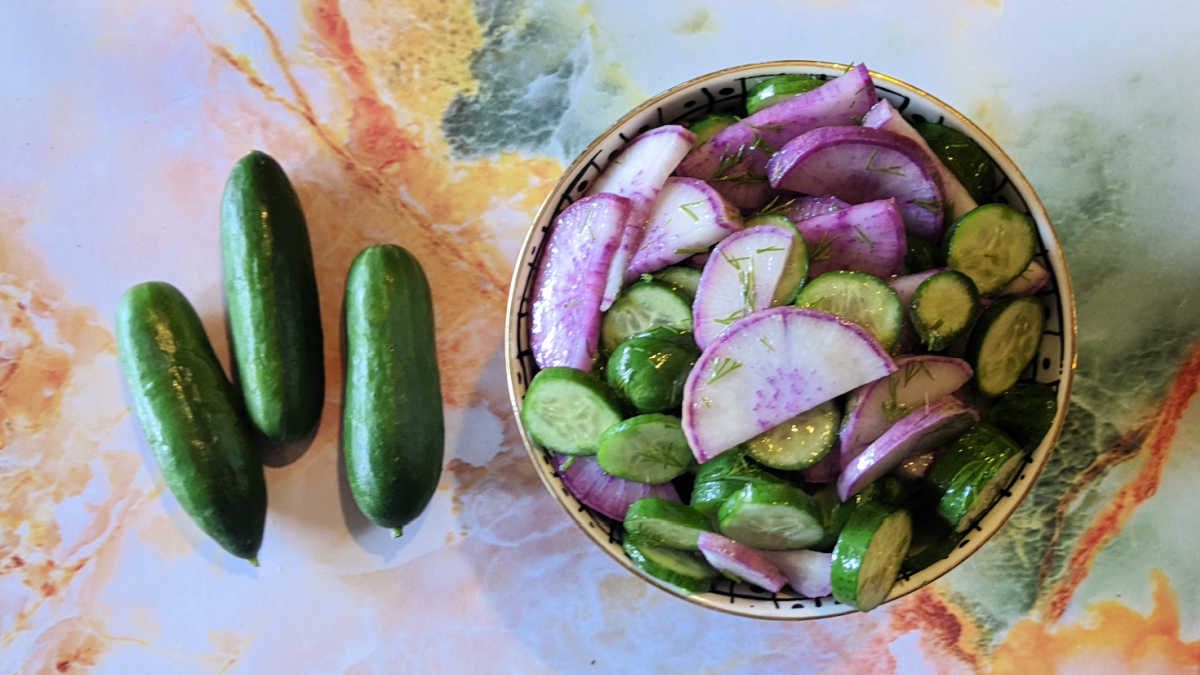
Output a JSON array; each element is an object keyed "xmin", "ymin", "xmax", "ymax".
[
  {"xmin": 626, "ymin": 177, "xmax": 742, "ymax": 281},
  {"xmin": 683, "ymin": 306, "xmax": 897, "ymax": 462},
  {"xmin": 531, "ymin": 193, "xmax": 632, "ymax": 370},
  {"xmin": 888, "ymin": 268, "xmax": 945, "ymax": 307},
  {"xmin": 692, "ymin": 226, "xmax": 803, "ymax": 350},
  {"xmin": 697, "ymin": 532, "xmax": 787, "ymax": 593},
  {"xmin": 555, "ymin": 454, "xmax": 680, "ymax": 521},
  {"xmin": 785, "ymin": 196, "xmax": 851, "ymax": 223},
  {"xmin": 762, "ymin": 550, "xmax": 833, "ymax": 597},
  {"xmin": 678, "ymin": 64, "xmax": 877, "ymax": 210},
  {"xmin": 998, "ymin": 259, "xmax": 1050, "ymax": 296},
  {"xmin": 839, "ymin": 355, "xmax": 974, "ymax": 466},
  {"xmin": 862, "ymin": 99, "xmax": 977, "ymax": 220},
  {"xmin": 793, "ymin": 198, "xmax": 906, "ymax": 278},
  {"xmin": 589, "ymin": 125, "xmax": 695, "ymax": 310},
  {"xmin": 838, "ymin": 396, "xmax": 979, "ymax": 500},
  {"xmin": 766, "ymin": 126, "xmax": 946, "ymax": 242}
]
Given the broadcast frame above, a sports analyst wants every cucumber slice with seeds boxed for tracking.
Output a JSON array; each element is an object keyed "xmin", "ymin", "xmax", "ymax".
[
  {"xmin": 596, "ymin": 414, "xmax": 693, "ymax": 484},
  {"xmin": 967, "ymin": 296, "xmax": 1045, "ymax": 396},
  {"xmin": 717, "ymin": 482, "xmax": 825, "ymax": 550},
  {"xmin": 910, "ymin": 270, "xmax": 980, "ymax": 351},
  {"xmin": 831, "ymin": 503, "xmax": 912, "ymax": 611},
  {"xmin": 944, "ymin": 204, "xmax": 1037, "ymax": 295},
  {"xmin": 652, "ymin": 266, "xmax": 702, "ymax": 300},
  {"xmin": 989, "ymin": 382, "xmax": 1058, "ymax": 449},
  {"xmin": 690, "ymin": 451, "xmax": 782, "ymax": 521},
  {"xmin": 623, "ymin": 533, "xmax": 717, "ymax": 594},
  {"xmin": 795, "ymin": 270, "xmax": 904, "ymax": 351},
  {"xmin": 745, "ymin": 400, "xmax": 840, "ymax": 470},
  {"xmin": 520, "ymin": 367, "xmax": 623, "ymax": 455},
  {"xmin": 624, "ymin": 498, "xmax": 714, "ymax": 550},
  {"xmin": 929, "ymin": 423, "xmax": 1025, "ymax": 532},
  {"xmin": 601, "ymin": 280, "xmax": 693, "ymax": 354}
]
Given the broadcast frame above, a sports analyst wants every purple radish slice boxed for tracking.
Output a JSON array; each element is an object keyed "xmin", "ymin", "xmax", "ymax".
[
  {"xmin": 862, "ymin": 99, "xmax": 977, "ymax": 220},
  {"xmin": 761, "ymin": 550, "xmax": 833, "ymax": 597},
  {"xmin": 894, "ymin": 450, "xmax": 938, "ymax": 481},
  {"xmin": 683, "ymin": 306, "xmax": 897, "ymax": 462},
  {"xmin": 888, "ymin": 268, "xmax": 946, "ymax": 306},
  {"xmin": 839, "ymin": 355, "xmax": 974, "ymax": 466},
  {"xmin": 626, "ymin": 177, "xmax": 743, "ymax": 281},
  {"xmin": 531, "ymin": 193, "xmax": 632, "ymax": 370},
  {"xmin": 678, "ymin": 64, "xmax": 878, "ymax": 210},
  {"xmin": 588, "ymin": 125, "xmax": 695, "ymax": 310},
  {"xmin": 802, "ymin": 447, "xmax": 840, "ymax": 484},
  {"xmin": 838, "ymin": 395, "xmax": 979, "ymax": 500},
  {"xmin": 794, "ymin": 198, "xmax": 907, "ymax": 279},
  {"xmin": 998, "ymin": 259, "xmax": 1050, "ymax": 296},
  {"xmin": 697, "ymin": 532, "xmax": 787, "ymax": 593},
  {"xmin": 555, "ymin": 454, "xmax": 680, "ymax": 521},
  {"xmin": 711, "ymin": 181, "xmax": 775, "ymax": 212},
  {"xmin": 692, "ymin": 226, "xmax": 806, "ymax": 350},
  {"xmin": 785, "ymin": 196, "xmax": 851, "ymax": 223},
  {"xmin": 766, "ymin": 126, "xmax": 946, "ymax": 242}
]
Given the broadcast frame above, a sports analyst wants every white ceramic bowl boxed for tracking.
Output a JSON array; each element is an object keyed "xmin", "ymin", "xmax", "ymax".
[{"xmin": 504, "ymin": 61, "xmax": 1076, "ymax": 619}]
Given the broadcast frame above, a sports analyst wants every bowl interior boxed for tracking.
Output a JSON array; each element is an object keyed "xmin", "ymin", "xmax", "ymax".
[{"xmin": 505, "ymin": 61, "xmax": 1075, "ymax": 619}]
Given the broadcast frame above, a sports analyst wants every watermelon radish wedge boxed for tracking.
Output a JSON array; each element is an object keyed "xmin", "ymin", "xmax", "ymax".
[
  {"xmin": 839, "ymin": 355, "xmax": 974, "ymax": 466},
  {"xmin": 588, "ymin": 125, "xmax": 695, "ymax": 310},
  {"xmin": 766, "ymin": 126, "xmax": 946, "ymax": 242},
  {"xmin": 785, "ymin": 196, "xmax": 851, "ymax": 223},
  {"xmin": 793, "ymin": 198, "xmax": 907, "ymax": 279},
  {"xmin": 697, "ymin": 532, "xmax": 787, "ymax": 593},
  {"xmin": 626, "ymin": 177, "xmax": 742, "ymax": 281},
  {"xmin": 761, "ymin": 549, "xmax": 833, "ymax": 598},
  {"xmin": 692, "ymin": 226, "xmax": 807, "ymax": 350},
  {"xmin": 683, "ymin": 307, "xmax": 897, "ymax": 462},
  {"xmin": 837, "ymin": 396, "xmax": 979, "ymax": 500},
  {"xmin": 531, "ymin": 194, "xmax": 631, "ymax": 370}
]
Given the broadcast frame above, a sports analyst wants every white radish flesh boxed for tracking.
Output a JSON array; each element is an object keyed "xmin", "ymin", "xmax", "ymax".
[
  {"xmin": 589, "ymin": 125, "xmax": 695, "ymax": 310},
  {"xmin": 683, "ymin": 306, "xmax": 897, "ymax": 462},
  {"xmin": 626, "ymin": 177, "xmax": 742, "ymax": 281},
  {"xmin": 839, "ymin": 355, "xmax": 974, "ymax": 466},
  {"xmin": 531, "ymin": 194, "xmax": 632, "ymax": 370},
  {"xmin": 697, "ymin": 532, "xmax": 787, "ymax": 593},
  {"xmin": 762, "ymin": 549, "xmax": 833, "ymax": 597}
]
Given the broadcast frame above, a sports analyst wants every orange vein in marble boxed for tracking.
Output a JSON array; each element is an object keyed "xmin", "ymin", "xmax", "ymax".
[
  {"xmin": 993, "ymin": 570, "xmax": 1200, "ymax": 672},
  {"xmin": 1034, "ymin": 423, "xmax": 1149, "ymax": 593},
  {"xmin": 1040, "ymin": 341, "xmax": 1200, "ymax": 623},
  {"xmin": 890, "ymin": 585, "xmax": 985, "ymax": 672}
]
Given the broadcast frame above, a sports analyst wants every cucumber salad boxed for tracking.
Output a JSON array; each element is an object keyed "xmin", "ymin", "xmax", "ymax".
[{"xmin": 521, "ymin": 64, "xmax": 1058, "ymax": 612}]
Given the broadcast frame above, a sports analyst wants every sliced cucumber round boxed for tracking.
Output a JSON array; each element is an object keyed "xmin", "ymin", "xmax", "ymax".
[
  {"xmin": 831, "ymin": 503, "xmax": 912, "ymax": 611},
  {"xmin": 795, "ymin": 270, "xmax": 904, "ymax": 351},
  {"xmin": 624, "ymin": 498, "xmax": 714, "ymax": 550},
  {"xmin": 690, "ymin": 451, "xmax": 782, "ymax": 521},
  {"xmin": 929, "ymin": 423, "xmax": 1025, "ymax": 532},
  {"xmin": 690, "ymin": 113, "xmax": 739, "ymax": 148},
  {"xmin": 944, "ymin": 203, "xmax": 1037, "ymax": 295},
  {"xmin": 745, "ymin": 400, "xmax": 840, "ymax": 470},
  {"xmin": 596, "ymin": 414, "xmax": 693, "ymax": 484},
  {"xmin": 600, "ymin": 280, "xmax": 693, "ymax": 354},
  {"xmin": 809, "ymin": 485, "xmax": 842, "ymax": 552},
  {"xmin": 901, "ymin": 512, "xmax": 961, "ymax": 575},
  {"xmin": 520, "ymin": 367, "xmax": 623, "ymax": 455},
  {"xmin": 623, "ymin": 533, "xmax": 717, "ymax": 594},
  {"xmin": 968, "ymin": 296, "xmax": 1045, "ymax": 396},
  {"xmin": 913, "ymin": 122, "xmax": 998, "ymax": 203},
  {"xmin": 652, "ymin": 266, "xmax": 702, "ymax": 301},
  {"xmin": 910, "ymin": 270, "xmax": 980, "ymax": 351},
  {"xmin": 989, "ymin": 382, "xmax": 1058, "ymax": 449},
  {"xmin": 717, "ymin": 482, "xmax": 825, "ymax": 550},
  {"xmin": 745, "ymin": 74, "xmax": 823, "ymax": 116},
  {"xmin": 689, "ymin": 479, "xmax": 744, "ymax": 523}
]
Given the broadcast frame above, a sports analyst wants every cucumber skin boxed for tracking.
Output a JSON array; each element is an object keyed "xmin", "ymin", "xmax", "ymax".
[
  {"xmin": 928, "ymin": 424, "xmax": 1023, "ymax": 530},
  {"xmin": 221, "ymin": 150, "xmax": 324, "ymax": 442},
  {"xmin": 116, "ymin": 282, "xmax": 266, "ymax": 560},
  {"xmin": 343, "ymin": 245, "xmax": 444, "ymax": 532},
  {"xmin": 831, "ymin": 503, "xmax": 911, "ymax": 610}
]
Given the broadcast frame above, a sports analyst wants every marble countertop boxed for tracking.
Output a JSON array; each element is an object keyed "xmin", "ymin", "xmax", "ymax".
[{"xmin": 4, "ymin": 1, "xmax": 1199, "ymax": 672}]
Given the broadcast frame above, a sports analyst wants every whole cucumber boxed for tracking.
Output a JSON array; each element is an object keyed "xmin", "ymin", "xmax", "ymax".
[
  {"xmin": 343, "ymin": 245, "xmax": 444, "ymax": 534},
  {"xmin": 221, "ymin": 150, "xmax": 324, "ymax": 442},
  {"xmin": 116, "ymin": 282, "xmax": 266, "ymax": 561}
]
